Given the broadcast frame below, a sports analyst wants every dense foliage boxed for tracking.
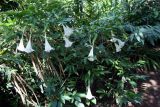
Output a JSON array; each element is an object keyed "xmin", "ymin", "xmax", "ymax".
[{"xmin": 0, "ymin": 0, "xmax": 160, "ymax": 107}]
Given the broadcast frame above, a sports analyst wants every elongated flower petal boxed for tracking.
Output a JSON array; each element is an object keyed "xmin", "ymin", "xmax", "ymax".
[
  {"xmin": 25, "ymin": 38, "xmax": 34, "ymax": 53},
  {"xmin": 39, "ymin": 84, "xmax": 44, "ymax": 93},
  {"xmin": 44, "ymin": 36, "xmax": 54, "ymax": 52},
  {"xmin": 86, "ymin": 85, "xmax": 94, "ymax": 100},
  {"xmin": 110, "ymin": 37, "xmax": 117, "ymax": 43},
  {"xmin": 115, "ymin": 44, "xmax": 121, "ymax": 52},
  {"xmin": 63, "ymin": 36, "xmax": 73, "ymax": 48},
  {"xmin": 88, "ymin": 46, "xmax": 94, "ymax": 61},
  {"xmin": 17, "ymin": 37, "xmax": 25, "ymax": 52},
  {"xmin": 110, "ymin": 37, "xmax": 125, "ymax": 52},
  {"xmin": 63, "ymin": 25, "xmax": 73, "ymax": 37}
]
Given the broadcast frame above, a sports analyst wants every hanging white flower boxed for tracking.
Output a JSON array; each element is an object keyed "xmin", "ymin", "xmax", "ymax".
[
  {"xmin": 63, "ymin": 25, "xmax": 73, "ymax": 37},
  {"xmin": 115, "ymin": 44, "xmax": 123, "ymax": 52},
  {"xmin": 88, "ymin": 46, "xmax": 94, "ymax": 61},
  {"xmin": 86, "ymin": 85, "xmax": 94, "ymax": 100},
  {"xmin": 110, "ymin": 37, "xmax": 125, "ymax": 52},
  {"xmin": 44, "ymin": 36, "xmax": 54, "ymax": 52},
  {"xmin": 39, "ymin": 84, "xmax": 44, "ymax": 93},
  {"xmin": 25, "ymin": 37, "xmax": 34, "ymax": 53},
  {"xmin": 63, "ymin": 36, "xmax": 73, "ymax": 48},
  {"xmin": 17, "ymin": 37, "xmax": 25, "ymax": 52}
]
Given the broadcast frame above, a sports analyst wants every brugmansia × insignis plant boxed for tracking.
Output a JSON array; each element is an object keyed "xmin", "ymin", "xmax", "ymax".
[{"xmin": 0, "ymin": 0, "xmax": 160, "ymax": 107}]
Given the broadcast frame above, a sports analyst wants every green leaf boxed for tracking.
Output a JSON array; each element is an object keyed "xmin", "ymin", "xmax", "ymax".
[
  {"xmin": 48, "ymin": 100, "xmax": 62, "ymax": 107},
  {"xmin": 77, "ymin": 93, "xmax": 86, "ymax": 98},
  {"xmin": 75, "ymin": 101, "xmax": 85, "ymax": 107},
  {"xmin": 91, "ymin": 98, "xmax": 97, "ymax": 104},
  {"xmin": 61, "ymin": 95, "xmax": 71, "ymax": 104},
  {"xmin": 74, "ymin": 96, "xmax": 81, "ymax": 102}
]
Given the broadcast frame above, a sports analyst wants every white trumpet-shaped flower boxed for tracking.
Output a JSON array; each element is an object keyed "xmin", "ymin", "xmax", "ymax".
[
  {"xmin": 63, "ymin": 36, "xmax": 73, "ymax": 48},
  {"xmin": 25, "ymin": 37, "xmax": 34, "ymax": 53},
  {"xmin": 63, "ymin": 25, "xmax": 73, "ymax": 37},
  {"xmin": 86, "ymin": 85, "xmax": 94, "ymax": 100},
  {"xmin": 44, "ymin": 36, "xmax": 54, "ymax": 52},
  {"xmin": 17, "ymin": 37, "xmax": 25, "ymax": 52},
  {"xmin": 110, "ymin": 37, "xmax": 125, "ymax": 52},
  {"xmin": 88, "ymin": 46, "xmax": 94, "ymax": 61}
]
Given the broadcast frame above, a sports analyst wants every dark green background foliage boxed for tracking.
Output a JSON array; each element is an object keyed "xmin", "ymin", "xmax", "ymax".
[{"xmin": 0, "ymin": 0, "xmax": 160, "ymax": 107}]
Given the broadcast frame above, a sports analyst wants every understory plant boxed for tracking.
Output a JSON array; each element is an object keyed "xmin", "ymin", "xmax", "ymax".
[{"xmin": 0, "ymin": 0, "xmax": 160, "ymax": 107}]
